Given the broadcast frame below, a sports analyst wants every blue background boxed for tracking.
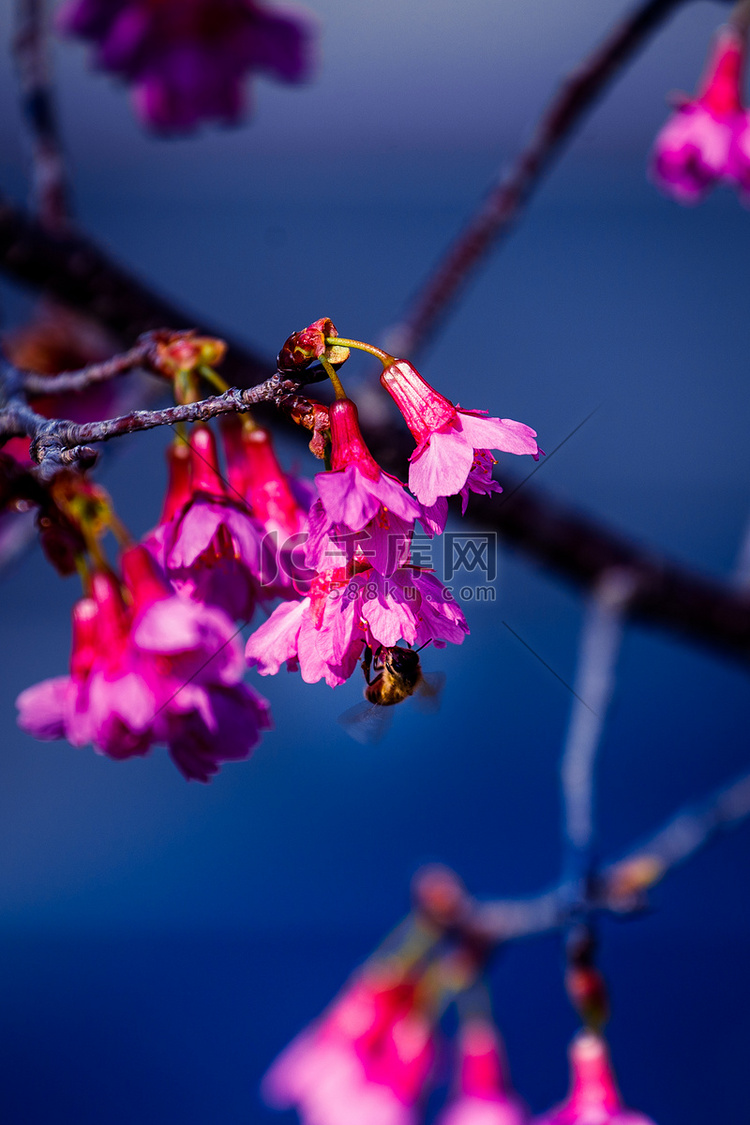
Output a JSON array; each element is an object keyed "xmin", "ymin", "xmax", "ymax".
[{"xmin": 1, "ymin": 1, "xmax": 749, "ymax": 1122}]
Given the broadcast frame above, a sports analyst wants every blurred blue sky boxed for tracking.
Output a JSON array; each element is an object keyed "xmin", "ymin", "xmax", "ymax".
[{"xmin": 1, "ymin": 2, "xmax": 749, "ymax": 1124}]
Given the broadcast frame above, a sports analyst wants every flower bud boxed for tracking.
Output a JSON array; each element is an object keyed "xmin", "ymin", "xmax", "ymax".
[
  {"xmin": 277, "ymin": 317, "xmax": 349, "ymax": 372},
  {"xmin": 152, "ymin": 332, "xmax": 227, "ymax": 378}
]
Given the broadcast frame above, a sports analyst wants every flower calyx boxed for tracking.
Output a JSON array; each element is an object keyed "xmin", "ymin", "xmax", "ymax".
[{"xmin": 277, "ymin": 317, "xmax": 350, "ymax": 376}]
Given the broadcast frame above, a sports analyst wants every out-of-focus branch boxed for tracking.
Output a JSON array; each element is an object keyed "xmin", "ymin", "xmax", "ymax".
[
  {"xmin": 0, "ymin": 192, "xmax": 272, "ymax": 387},
  {"xmin": 413, "ymin": 766, "xmax": 750, "ymax": 946},
  {"xmin": 561, "ymin": 570, "xmax": 637, "ymax": 885},
  {"xmin": 464, "ymin": 482, "xmax": 750, "ymax": 664},
  {"xmin": 19, "ymin": 332, "xmax": 158, "ymax": 395},
  {"xmin": 13, "ymin": 0, "xmax": 71, "ymax": 232},
  {"xmin": 382, "ymin": 0, "xmax": 689, "ymax": 359}
]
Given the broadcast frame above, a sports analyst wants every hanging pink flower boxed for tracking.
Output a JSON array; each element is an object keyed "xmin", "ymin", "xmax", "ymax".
[
  {"xmin": 150, "ymin": 426, "xmax": 279, "ymax": 621},
  {"xmin": 57, "ymin": 0, "xmax": 316, "ymax": 133},
  {"xmin": 16, "ymin": 546, "xmax": 271, "ymax": 780},
  {"xmin": 262, "ymin": 965, "xmax": 435, "ymax": 1125},
  {"xmin": 305, "ymin": 397, "xmax": 423, "ymax": 576},
  {"xmin": 380, "ymin": 361, "xmax": 539, "ymax": 508},
  {"xmin": 245, "ymin": 560, "xmax": 468, "ymax": 687},
  {"xmin": 437, "ymin": 1019, "xmax": 529, "ymax": 1125},
  {"xmin": 651, "ymin": 25, "xmax": 750, "ymax": 204},
  {"xmin": 221, "ymin": 417, "xmax": 316, "ymax": 590},
  {"xmin": 533, "ymin": 1032, "xmax": 656, "ymax": 1125}
]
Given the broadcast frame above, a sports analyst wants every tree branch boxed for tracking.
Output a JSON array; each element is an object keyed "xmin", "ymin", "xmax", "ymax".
[
  {"xmin": 414, "ymin": 765, "xmax": 750, "ymax": 946},
  {"xmin": 383, "ymin": 0, "xmax": 690, "ymax": 359},
  {"xmin": 13, "ymin": 0, "xmax": 71, "ymax": 232},
  {"xmin": 0, "ymin": 191, "xmax": 272, "ymax": 388},
  {"xmin": 20, "ymin": 332, "xmax": 158, "ymax": 395}
]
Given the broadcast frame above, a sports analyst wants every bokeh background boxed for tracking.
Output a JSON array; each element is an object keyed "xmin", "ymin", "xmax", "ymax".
[{"xmin": 1, "ymin": 1, "xmax": 749, "ymax": 1121}]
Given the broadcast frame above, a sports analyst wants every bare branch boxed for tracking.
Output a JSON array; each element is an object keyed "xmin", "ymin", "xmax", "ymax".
[
  {"xmin": 383, "ymin": 0, "xmax": 689, "ymax": 359},
  {"xmin": 0, "ymin": 192, "xmax": 272, "ymax": 388},
  {"xmin": 561, "ymin": 570, "xmax": 638, "ymax": 884},
  {"xmin": 413, "ymin": 765, "xmax": 750, "ymax": 947},
  {"xmin": 13, "ymin": 0, "xmax": 71, "ymax": 231},
  {"xmin": 1, "ymin": 367, "xmax": 312, "ymax": 480},
  {"xmin": 20, "ymin": 333, "xmax": 158, "ymax": 395}
]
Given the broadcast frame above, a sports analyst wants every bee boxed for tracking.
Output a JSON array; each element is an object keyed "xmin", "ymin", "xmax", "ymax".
[
  {"xmin": 362, "ymin": 644, "xmax": 423, "ymax": 707},
  {"xmin": 339, "ymin": 644, "xmax": 444, "ymax": 743}
]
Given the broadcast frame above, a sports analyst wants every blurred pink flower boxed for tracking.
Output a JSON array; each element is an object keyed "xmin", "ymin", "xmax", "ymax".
[
  {"xmin": 533, "ymin": 1032, "xmax": 656, "ymax": 1125},
  {"xmin": 57, "ymin": 0, "xmax": 316, "ymax": 133},
  {"xmin": 380, "ymin": 361, "xmax": 539, "ymax": 508},
  {"xmin": 16, "ymin": 546, "xmax": 271, "ymax": 780},
  {"xmin": 221, "ymin": 417, "xmax": 317, "ymax": 589},
  {"xmin": 651, "ymin": 25, "xmax": 750, "ymax": 204},
  {"xmin": 263, "ymin": 966, "xmax": 435, "ymax": 1125},
  {"xmin": 150, "ymin": 426, "xmax": 278, "ymax": 621},
  {"xmin": 437, "ymin": 1019, "xmax": 529, "ymax": 1125}
]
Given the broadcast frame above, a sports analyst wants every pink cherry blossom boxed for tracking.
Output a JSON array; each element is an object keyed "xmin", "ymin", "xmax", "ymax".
[
  {"xmin": 16, "ymin": 546, "xmax": 271, "ymax": 781},
  {"xmin": 221, "ymin": 417, "xmax": 316, "ymax": 590},
  {"xmin": 57, "ymin": 0, "xmax": 316, "ymax": 134},
  {"xmin": 246, "ymin": 561, "xmax": 468, "ymax": 687},
  {"xmin": 150, "ymin": 426, "xmax": 279, "ymax": 620},
  {"xmin": 307, "ymin": 398, "xmax": 422, "ymax": 575},
  {"xmin": 651, "ymin": 25, "xmax": 750, "ymax": 204},
  {"xmin": 437, "ymin": 1019, "xmax": 529, "ymax": 1125},
  {"xmin": 380, "ymin": 361, "xmax": 539, "ymax": 508},
  {"xmin": 263, "ymin": 967, "xmax": 435, "ymax": 1125},
  {"xmin": 532, "ymin": 1032, "xmax": 656, "ymax": 1125}
]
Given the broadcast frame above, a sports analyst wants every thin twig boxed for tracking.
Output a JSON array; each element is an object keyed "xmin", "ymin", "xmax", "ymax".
[
  {"xmin": 20, "ymin": 334, "xmax": 158, "ymax": 395},
  {"xmin": 382, "ymin": 0, "xmax": 689, "ymax": 359},
  {"xmin": 0, "ymin": 345, "xmax": 314, "ymax": 478},
  {"xmin": 13, "ymin": 0, "xmax": 71, "ymax": 231},
  {"xmin": 413, "ymin": 765, "xmax": 750, "ymax": 946},
  {"xmin": 0, "ymin": 191, "xmax": 271, "ymax": 388},
  {"xmin": 561, "ymin": 569, "xmax": 638, "ymax": 885}
]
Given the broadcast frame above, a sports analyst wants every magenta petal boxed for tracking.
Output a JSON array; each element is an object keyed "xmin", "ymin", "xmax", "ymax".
[
  {"xmin": 370, "ymin": 471, "xmax": 422, "ymax": 523},
  {"xmin": 85, "ymin": 671, "xmax": 157, "ymax": 755},
  {"xmin": 351, "ymin": 510, "xmax": 413, "ymax": 576},
  {"xmin": 16, "ymin": 677, "xmax": 72, "ymax": 740},
  {"xmin": 419, "ymin": 495, "xmax": 449, "ymax": 537},
  {"xmin": 316, "ymin": 465, "xmax": 382, "ymax": 530},
  {"xmin": 438, "ymin": 1096, "xmax": 528, "ymax": 1125},
  {"xmin": 296, "ymin": 616, "xmax": 342, "ymax": 685},
  {"xmin": 409, "ymin": 429, "xmax": 474, "ymax": 506},
  {"xmin": 457, "ymin": 412, "xmax": 539, "ymax": 456},
  {"xmin": 246, "ymin": 598, "xmax": 307, "ymax": 674},
  {"xmin": 240, "ymin": 8, "xmax": 315, "ymax": 83},
  {"xmin": 132, "ymin": 596, "xmax": 204, "ymax": 651},
  {"xmin": 167, "ymin": 502, "xmax": 226, "ymax": 568},
  {"xmin": 319, "ymin": 584, "xmax": 363, "ymax": 666},
  {"xmin": 412, "ymin": 572, "xmax": 469, "ymax": 647},
  {"xmin": 359, "ymin": 573, "xmax": 419, "ymax": 648},
  {"xmin": 167, "ymin": 683, "xmax": 272, "ymax": 782},
  {"xmin": 650, "ymin": 104, "xmax": 734, "ymax": 203},
  {"xmin": 98, "ymin": 5, "xmax": 150, "ymax": 71}
]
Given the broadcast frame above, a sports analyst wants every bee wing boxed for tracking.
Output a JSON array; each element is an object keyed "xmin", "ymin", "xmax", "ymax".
[
  {"xmin": 338, "ymin": 701, "xmax": 394, "ymax": 745},
  {"xmin": 412, "ymin": 671, "xmax": 446, "ymax": 715}
]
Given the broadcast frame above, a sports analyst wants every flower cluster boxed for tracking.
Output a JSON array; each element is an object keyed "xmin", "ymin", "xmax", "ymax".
[
  {"xmin": 261, "ymin": 920, "xmax": 655, "ymax": 1125},
  {"xmin": 651, "ymin": 24, "xmax": 750, "ymax": 204},
  {"xmin": 16, "ymin": 545, "xmax": 271, "ymax": 781},
  {"xmin": 246, "ymin": 337, "xmax": 538, "ymax": 694},
  {"xmin": 57, "ymin": 0, "xmax": 316, "ymax": 133},
  {"xmin": 16, "ymin": 321, "xmax": 538, "ymax": 774}
]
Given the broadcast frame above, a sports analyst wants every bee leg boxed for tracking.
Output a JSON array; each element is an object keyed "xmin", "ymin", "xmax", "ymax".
[{"xmin": 361, "ymin": 645, "xmax": 374, "ymax": 685}]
